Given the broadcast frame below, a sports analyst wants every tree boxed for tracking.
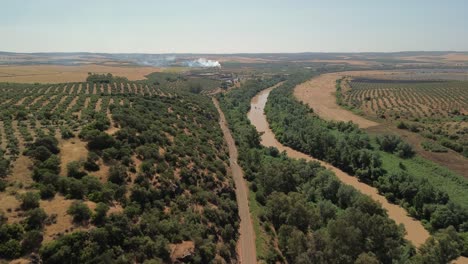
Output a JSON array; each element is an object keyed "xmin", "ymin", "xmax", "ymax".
[
  {"xmin": 21, "ymin": 230, "xmax": 43, "ymax": 253},
  {"xmin": 20, "ymin": 192, "xmax": 40, "ymax": 210},
  {"xmin": 67, "ymin": 161, "xmax": 86, "ymax": 179},
  {"xmin": 0, "ymin": 239, "xmax": 22, "ymax": 259},
  {"xmin": 33, "ymin": 136, "xmax": 59, "ymax": 154},
  {"xmin": 39, "ymin": 184, "xmax": 56, "ymax": 199},
  {"xmin": 108, "ymin": 164, "xmax": 128, "ymax": 185},
  {"xmin": 354, "ymin": 252, "xmax": 379, "ymax": 264},
  {"xmin": 92, "ymin": 203, "xmax": 109, "ymax": 226},
  {"xmin": 414, "ymin": 226, "xmax": 464, "ymax": 263},
  {"xmin": 24, "ymin": 208, "xmax": 47, "ymax": 230},
  {"xmin": 67, "ymin": 201, "xmax": 92, "ymax": 224},
  {"xmin": 395, "ymin": 142, "xmax": 415, "ymax": 158},
  {"xmin": 84, "ymin": 152, "xmax": 100, "ymax": 171},
  {"xmin": 29, "ymin": 146, "xmax": 52, "ymax": 162},
  {"xmin": 87, "ymin": 132, "xmax": 115, "ymax": 150},
  {"xmin": 60, "ymin": 127, "xmax": 74, "ymax": 139}
]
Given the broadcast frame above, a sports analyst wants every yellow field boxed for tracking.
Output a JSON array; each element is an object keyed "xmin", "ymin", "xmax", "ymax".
[{"xmin": 0, "ymin": 64, "xmax": 162, "ymax": 83}]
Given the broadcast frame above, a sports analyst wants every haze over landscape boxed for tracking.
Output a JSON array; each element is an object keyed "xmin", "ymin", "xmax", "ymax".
[
  {"xmin": 2, "ymin": 0, "xmax": 468, "ymax": 53},
  {"xmin": 0, "ymin": 1, "xmax": 467, "ymax": 264}
]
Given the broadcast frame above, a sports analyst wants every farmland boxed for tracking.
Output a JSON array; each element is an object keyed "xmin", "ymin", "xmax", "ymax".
[
  {"xmin": 0, "ymin": 64, "xmax": 163, "ymax": 83},
  {"xmin": 0, "ymin": 51, "xmax": 467, "ymax": 263},
  {"xmin": 340, "ymin": 78, "xmax": 468, "ymax": 157},
  {"xmin": 0, "ymin": 73, "xmax": 241, "ymax": 262}
]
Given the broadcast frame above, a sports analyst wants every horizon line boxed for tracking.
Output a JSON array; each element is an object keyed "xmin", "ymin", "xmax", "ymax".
[{"xmin": 1, "ymin": 50, "xmax": 468, "ymax": 55}]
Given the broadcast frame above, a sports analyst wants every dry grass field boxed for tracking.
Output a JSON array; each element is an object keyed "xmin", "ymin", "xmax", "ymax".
[{"xmin": 0, "ymin": 64, "xmax": 162, "ymax": 83}]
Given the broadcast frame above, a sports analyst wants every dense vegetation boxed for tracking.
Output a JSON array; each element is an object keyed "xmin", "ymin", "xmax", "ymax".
[
  {"xmin": 217, "ymin": 77, "xmax": 456, "ymax": 263},
  {"xmin": 0, "ymin": 77, "xmax": 239, "ymax": 263},
  {"xmin": 265, "ymin": 73, "xmax": 468, "ymax": 260}
]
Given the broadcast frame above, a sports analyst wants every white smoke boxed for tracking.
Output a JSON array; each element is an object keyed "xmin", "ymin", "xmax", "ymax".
[{"xmin": 185, "ymin": 58, "xmax": 221, "ymax": 68}]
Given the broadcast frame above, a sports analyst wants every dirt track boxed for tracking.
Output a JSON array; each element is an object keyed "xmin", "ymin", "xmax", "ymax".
[
  {"xmin": 213, "ymin": 98, "xmax": 257, "ymax": 264},
  {"xmin": 248, "ymin": 87, "xmax": 430, "ymax": 247}
]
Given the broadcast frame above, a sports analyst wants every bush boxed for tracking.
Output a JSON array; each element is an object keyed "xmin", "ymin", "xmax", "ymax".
[
  {"xmin": 33, "ymin": 136, "xmax": 59, "ymax": 154},
  {"xmin": 24, "ymin": 208, "xmax": 47, "ymax": 230},
  {"xmin": 67, "ymin": 201, "xmax": 92, "ymax": 224},
  {"xmin": 396, "ymin": 121, "xmax": 408, "ymax": 129},
  {"xmin": 395, "ymin": 141, "xmax": 415, "ymax": 158},
  {"xmin": 20, "ymin": 192, "xmax": 40, "ymax": 210},
  {"xmin": 0, "ymin": 239, "xmax": 22, "ymax": 259},
  {"xmin": 87, "ymin": 132, "xmax": 116, "ymax": 150},
  {"xmin": 60, "ymin": 127, "xmax": 74, "ymax": 139},
  {"xmin": 21, "ymin": 230, "xmax": 43, "ymax": 254},
  {"xmin": 28, "ymin": 146, "xmax": 52, "ymax": 162},
  {"xmin": 108, "ymin": 164, "xmax": 128, "ymax": 185},
  {"xmin": 84, "ymin": 152, "xmax": 100, "ymax": 171},
  {"xmin": 67, "ymin": 161, "xmax": 86, "ymax": 179},
  {"xmin": 39, "ymin": 184, "xmax": 56, "ymax": 199},
  {"xmin": 0, "ymin": 180, "xmax": 6, "ymax": 192},
  {"xmin": 421, "ymin": 141, "xmax": 448, "ymax": 153},
  {"xmin": 91, "ymin": 203, "xmax": 109, "ymax": 226}
]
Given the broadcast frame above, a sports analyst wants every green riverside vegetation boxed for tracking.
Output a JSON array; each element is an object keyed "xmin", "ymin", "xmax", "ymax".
[
  {"xmin": 217, "ymin": 76, "xmax": 450, "ymax": 263},
  {"xmin": 265, "ymin": 73, "xmax": 468, "ymax": 261}
]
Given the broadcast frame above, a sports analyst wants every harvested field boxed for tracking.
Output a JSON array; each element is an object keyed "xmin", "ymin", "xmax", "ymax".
[
  {"xmin": 0, "ymin": 64, "xmax": 161, "ymax": 83},
  {"xmin": 294, "ymin": 73, "xmax": 379, "ymax": 128}
]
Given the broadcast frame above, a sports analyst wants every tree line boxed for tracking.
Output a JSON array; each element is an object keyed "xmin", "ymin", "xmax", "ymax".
[{"xmin": 264, "ymin": 73, "xmax": 468, "ymax": 261}]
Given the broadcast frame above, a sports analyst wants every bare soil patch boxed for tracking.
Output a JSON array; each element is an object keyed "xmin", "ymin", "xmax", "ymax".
[
  {"xmin": 40, "ymin": 195, "xmax": 96, "ymax": 242},
  {"xmin": 0, "ymin": 192, "xmax": 23, "ymax": 224},
  {"xmin": 58, "ymin": 138, "xmax": 88, "ymax": 176}
]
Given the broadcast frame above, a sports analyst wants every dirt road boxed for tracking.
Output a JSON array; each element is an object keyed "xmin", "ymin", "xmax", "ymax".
[
  {"xmin": 213, "ymin": 98, "xmax": 257, "ymax": 264},
  {"xmin": 247, "ymin": 87, "xmax": 430, "ymax": 247}
]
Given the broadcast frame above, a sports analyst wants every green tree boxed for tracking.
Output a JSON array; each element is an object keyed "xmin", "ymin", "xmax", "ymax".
[
  {"xmin": 67, "ymin": 201, "xmax": 92, "ymax": 224},
  {"xmin": 92, "ymin": 202, "xmax": 109, "ymax": 226},
  {"xmin": 20, "ymin": 192, "xmax": 40, "ymax": 210},
  {"xmin": 24, "ymin": 208, "xmax": 47, "ymax": 230},
  {"xmin": 413, "ymin": 226, "xmax": 463, "ymax": 263}
]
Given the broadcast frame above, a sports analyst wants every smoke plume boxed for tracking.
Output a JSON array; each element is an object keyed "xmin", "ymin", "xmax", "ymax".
[{"xmin": 185, "ymin": 58, "xmax": 221, "ymax": 68}]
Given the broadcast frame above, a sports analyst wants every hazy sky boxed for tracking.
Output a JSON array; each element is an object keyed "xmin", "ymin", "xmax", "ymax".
[{"xmin": 1, "ymin": 0, "xmax": 467, "ymax": 53}]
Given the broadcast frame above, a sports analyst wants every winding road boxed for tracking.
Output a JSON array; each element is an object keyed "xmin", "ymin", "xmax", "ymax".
[
  {"xmin": 247, "ymin": 86, "xmax": 430, "ymax": 247},
  {"xmin": 213, "ymin": 98, "xmax": 257, "ymax": 264}
]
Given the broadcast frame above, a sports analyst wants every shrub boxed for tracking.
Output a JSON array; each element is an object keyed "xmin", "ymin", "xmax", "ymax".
[
  {"xmin": 0, "ymin": 239, "xmax": 22, "ymax": 259},
  {"xmin": 20, "ymin": 192, "xmax": 40, "ymax": 210},
  {"xmin": 108, "ymin": 164, "xmax": 128, "ymax": 185},
  {"xmin": 395, "ymin": 141, "xmax": 415, "ymax": 158},
  {"xmin": 60, "ymin": 127, "xmax": 74, "ymax": 139},
  {"xmin": 67, "ymin": 161, "xmax": 86, "ymax": 179},
  {"xmin": 21, "ymin": 230, "xmax": 43, "ymax": 254},
  {"xmin": 91, "ymin": 203, "xmax": 109, "ymax": 226},
  {"xmin": 39, "ymin": 184, "xmax": 56, "ymax": 199},
  {"xmin": 24, "ymin": 208, "xmax": 47, "ymax": 230},
  {"xmin": 421, "ymin": 141, "xmax": 448, "ymax": 153},
  {"xmin": 67, "ymin": 201, "xmax": 92, "ymax": 224}
]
